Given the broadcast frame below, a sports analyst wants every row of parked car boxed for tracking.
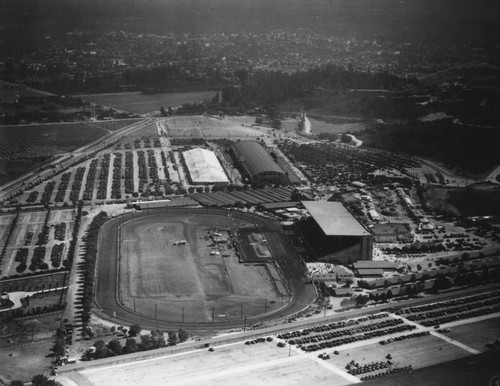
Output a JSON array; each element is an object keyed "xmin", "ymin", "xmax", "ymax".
[
  {"xmin": 395, "ymin": 289, "xmax": 500, "ymax": 327},
  {"xmin": 277, "ymin": 313, "xmax": 389, "ymax": 341},
  {"xmin": 347, "ymin": 360, "xmax": 392, "ymax": 375},
  {"xmin": 395, "ymin": 290, "xmax": 500, "ymax": 316},
  {"xmin": 299, "ymin": 324, "xmax": 417, "ymax": 352},
  {"xmin": 359, "ymin": 365, "xmax": 413, "ymax": 381},
  {"xmin": 380, "ymin": 330, "xmax": 430, "ymax": 345}
]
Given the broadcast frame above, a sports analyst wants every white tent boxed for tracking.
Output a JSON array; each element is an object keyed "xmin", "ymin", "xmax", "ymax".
[{"xmin": 182, "ymin": 148, "xmax": 229, "ymax": 185}]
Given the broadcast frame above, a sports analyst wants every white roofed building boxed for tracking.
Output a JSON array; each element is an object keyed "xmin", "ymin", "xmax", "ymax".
[{"xmin": 182, "ymin": 148, "xmax": 229, "ymax": 186}]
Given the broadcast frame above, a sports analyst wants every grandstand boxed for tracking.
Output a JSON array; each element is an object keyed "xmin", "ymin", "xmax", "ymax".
[
  {"xmin": 298, "ymin": 201, "xmax": 373, "ymax": 264},
  {"xmin": 182, "ymin": 148, "xmax": 229, "ymax": 185},
  {"xmin": 231, "ymin": 141, "xmax": 285, "ymax": 185}
]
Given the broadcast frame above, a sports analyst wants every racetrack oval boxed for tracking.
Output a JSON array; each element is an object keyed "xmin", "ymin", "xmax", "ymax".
[{"xmin": 95, "ymin": 208, "xmax": 315, "ymax": 333}]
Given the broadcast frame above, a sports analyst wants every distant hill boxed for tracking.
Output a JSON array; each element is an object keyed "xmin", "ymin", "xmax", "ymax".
[{"xmin": 1, "ymin": 0, "xmax": 499, "ymax": 38}]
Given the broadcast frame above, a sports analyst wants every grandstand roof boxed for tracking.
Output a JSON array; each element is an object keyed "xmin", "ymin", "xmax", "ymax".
[
  {"xmin": 302, "ymin": 201, "xmax": 370, "ymax": 236},
  {"xmin": 232, "ymin": 141, "xmax": 284, "ymax": 178},
  {"xmin": 182, "ymin": 148, "xmax": 229, "ymax": 184}
]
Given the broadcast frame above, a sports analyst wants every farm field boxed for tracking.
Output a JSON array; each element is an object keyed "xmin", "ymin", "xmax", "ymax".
[
  {"xmin": 0, "ymin": 123, "xmax": 105, "ymax": 151},
  {"xmin": 0, "ymin": 122, "xmax": 106, "ymax": 186},
  {"xmin": 119, "ymin": 212, "xmax": 283, "ymax": 323},
  {"xmin": 445, "ymin": 316, "xmax": 500, "ymax": 352},
  {"xmin": 70, "ymin": 340, "xmax": 352, "ymax": 386},
  {"xmin": 81, "ymin": 91, "xmax": 217, "ymax": 114},
  {"xmin": 0, "ymin": 81, "xmax": 52, "ymax": 102}
]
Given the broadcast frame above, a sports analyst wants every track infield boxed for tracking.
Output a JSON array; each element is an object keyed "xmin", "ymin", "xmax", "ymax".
[{"xmin": 95, "ymin": 208, "xmax": 314, "ymax": 331}]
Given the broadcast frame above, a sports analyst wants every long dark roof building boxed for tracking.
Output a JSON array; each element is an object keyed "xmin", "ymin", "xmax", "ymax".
[
  {"xmin": 298, "ymin": 201, "xmax": 373, "ymax": 264},
  {"xmin": 232, "ymin": 141, "xmax": 285, "ymax": 185}
]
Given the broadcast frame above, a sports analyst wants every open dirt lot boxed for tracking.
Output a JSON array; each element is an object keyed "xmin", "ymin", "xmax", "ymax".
[
  {"xmin": 0, "ymin": 340, "xmax": 54, "ymax": 382},
  {"xmin": 65, "ymin": 341, "xmax": 352, "ymax": 386},
  {"xmin": 119, "ymin": 212, "xmax": 282, "ymax": 323}
]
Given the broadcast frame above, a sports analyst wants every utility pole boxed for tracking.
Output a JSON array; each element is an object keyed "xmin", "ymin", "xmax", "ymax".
[{"xmin": 243, "ymin": 316, "xmax": 247, "ymax": 332}]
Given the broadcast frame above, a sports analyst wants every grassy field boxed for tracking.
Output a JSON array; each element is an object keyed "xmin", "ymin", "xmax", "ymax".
[
  {"xmin": 82, "ymin": 91, "xmax": 217, "ymax": 114},
  {"xmin": 164, "ymin": 116, "xmax": 262, "ymax": 138},
  {"xmin": 119, "ymin": 212, "xmax": 282, "ymax": 323},
  {"xmin": 308, "ymin": 117, "xmax": 366, "ymax": 135},
  {"xmin": 327, "ymin": 334, "xmax": 471, "ymax": 374},
  {"xmin": 362, "ymin": 349, "xmax": 500, "ymax": 386},
  {"xmin": 446, "ymin": 316, "xmax": 500, "ymax": 352}
]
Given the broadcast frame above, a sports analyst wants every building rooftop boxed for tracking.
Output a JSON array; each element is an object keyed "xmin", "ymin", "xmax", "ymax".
[
  {"xmin": 357, "ymin": 268, "xmax": 384, "ymax": 277},
  {"xmin": 183, "ymin": 148, "xmax": 229, "ymax": 184},
  {"xmin": 370, "ymin": 223, "xmax": 411, "ymax": 236},
  {"xmin": 302, "ymin": 201, "xmax": 370, "ymax": 236},
  {"xmin": 232, "ymin": 141, "xmax": 284, "ymax": 178},
  {"xmin": 353, "ymin": 261, "xmax": 398, "ymax": 270}
]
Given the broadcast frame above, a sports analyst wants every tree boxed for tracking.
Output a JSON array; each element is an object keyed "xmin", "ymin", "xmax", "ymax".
[
  {"xmin": 107, "ymin": 339, "xmax": 123, "ymax": 356},
  {"xmin": 9, "ymin": 381, "xmax": 25, "ymax": 386},
  {"xmin": 150, "ymin": 330, "xmax": 166, "ymax": 349},
  {"xmin": 178, "ymin": 328, "xmax": 189, "ymax": 343},
  {"xmin": 356, "ymin": 295, "xmax": 369, "ymax": 307},
  {"xmin": 386, "ymin": 290, "xmax": 393, "ymax": 300},
  {"xmin": 405, "ymin": 285, "xmax": 415, "ymax": 297},
  {"xmin": 129, "ymin": 323, "xmax": 142, "ymax": 337},
  {"xmin": 52, "ymin": 338, "xmax": 66, "ymax": 357},
  {"xmin": 124, "ymin": 338, "xmax": 138, "ymax": 354},
  {"xmin": 42, "ymin": 381, "xmax": 62, "ymax": 386},
  {"xmin": 93, "ymin": 340, "xmax": 109, "ymax": 359},
  {"xmin": 167, "ymin": 331, "xmax": 179, "ymax": 346},
  {"xmin": 139, "ymin": 334, "xmax": 153, "ymax": 351},
  {"xmin": 31, "ymin": 374, "xmax": 49, "ymax": 386},
  {"xmin": 160, "ymin": 106, "xmax": 167, "ymax": 116}
]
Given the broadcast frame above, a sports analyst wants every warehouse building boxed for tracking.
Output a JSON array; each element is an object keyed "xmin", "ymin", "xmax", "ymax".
[
  {"xmin": 182, "ymin": 148, "xmax": 229, "ymax": 186},
  {"xmin": 298, "ymin": 201, "xmax": 373, "ymax": 264},
  {"xmin": 231, "ymin": 141, "xmax": 285, "ymax": 185}
]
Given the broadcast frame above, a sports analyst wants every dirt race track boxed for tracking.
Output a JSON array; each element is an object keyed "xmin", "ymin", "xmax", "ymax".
[{"xmin": 95, "ymin": 208, "xmax": 316, "ymax": 333}]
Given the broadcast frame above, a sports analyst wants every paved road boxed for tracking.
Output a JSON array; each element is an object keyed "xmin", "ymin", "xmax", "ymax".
[{"xmin": 94, "ymin": 208, "xmax": 316, "ymax": 333}]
